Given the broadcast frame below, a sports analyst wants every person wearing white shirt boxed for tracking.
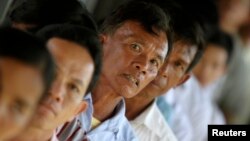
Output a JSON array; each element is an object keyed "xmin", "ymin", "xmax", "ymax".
[
  {"xmin": 167, "ymin": 29, "xmax": 233, "ymax": 141},
  {"xmin": 126, "ymin": 8, "xmax": 205, "ymax": 141}
]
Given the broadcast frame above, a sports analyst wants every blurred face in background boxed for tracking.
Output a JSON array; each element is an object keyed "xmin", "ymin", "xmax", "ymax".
[
  {"xmin": 193, "ymin": 44, "xmax": 228, "ymax": 87},
  {"xmin": 30, "ymin": 38, "xmax": 94, "ymax": 130},
  {"xmin": 0, "ymin": 58, "xmax": 44, "ymax": 140},
  {"xmin": 218, "ymin": 0, "xmax": 250, "ymax": 34}
]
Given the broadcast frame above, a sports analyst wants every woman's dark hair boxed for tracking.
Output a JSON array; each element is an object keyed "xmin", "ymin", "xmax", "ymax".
[{"xmin": 37, "ymin": 24, "xmax": 102, "ymax": 94}]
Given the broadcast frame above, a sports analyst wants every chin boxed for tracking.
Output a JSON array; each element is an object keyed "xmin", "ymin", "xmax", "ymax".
[{"xmin": 119, "ymin": 85, "xmax": 138, "ymax": 98}]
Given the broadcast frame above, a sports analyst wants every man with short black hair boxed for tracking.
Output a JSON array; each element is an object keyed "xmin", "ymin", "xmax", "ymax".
[
  {"xmin": 11, "ymin": 24, "xmax": 102, "ymax": 141},
  {"xmin": 57, "ymin": 1, "xmax": 171, "ymax": 140},
  {"xmin": 0, "ymin": 27, "xmax": 54, "ymax": 141},
  {"xmin": 125, "ymin": 6, "xmax": 205, "ymax": 141}
]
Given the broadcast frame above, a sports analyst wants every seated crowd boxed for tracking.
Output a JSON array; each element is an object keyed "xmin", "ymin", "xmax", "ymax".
[{"xmin": 0, "ymin": 0, "xmax": 250, "ymax": 141}]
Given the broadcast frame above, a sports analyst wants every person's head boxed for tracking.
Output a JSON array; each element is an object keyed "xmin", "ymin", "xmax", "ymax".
[
  {"xmin": 0, "ymin": 27, "xmax": 54, "ymax": 140},
  {"xmin": 239, "ymin": 11, "xmax": 250, "ymax": 48},
  {"xmin": 193, "ymin": 29, "xmax": 233, "ymax": 87},
  {"xmin": 99, "ymin": 1, "xmax": 171, "ymax": 98},
  {"xmin": 138, "ymin": 10, "xmax": 205, "ymax": 97},
  {"xmin": 31, "ymin": 24, "xmax": 102, "ymax": 130},
  {"xmin": 217, "ymin": 0, "xmax": 250, "ymax": 34},
  {"xmin": 9, "ymin": 0, "xmax": 97, "ymax": 33}
]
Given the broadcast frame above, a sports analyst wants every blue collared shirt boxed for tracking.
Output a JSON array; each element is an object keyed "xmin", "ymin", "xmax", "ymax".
[{"xmin": 57, "ymin": 94, "xmax": 138, "ymax": 141}]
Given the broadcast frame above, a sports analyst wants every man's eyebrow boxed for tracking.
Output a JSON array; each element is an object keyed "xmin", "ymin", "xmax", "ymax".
[
  {"xmin": 123, "ymin": 33, "xmax": 146, "ymax": 46},
  {"xmin": 177, "ymin": 58, "xmax": 189, "ymax": 66},
  {"xmin": 72, "ymin": 78, "xmax": 84, "ymax": 87},
  {"xmin": 156, "ymin": 54, "xmax": 164, "ymax": 64}
]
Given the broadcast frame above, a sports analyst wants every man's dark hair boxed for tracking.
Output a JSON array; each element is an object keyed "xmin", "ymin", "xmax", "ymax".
[
  {"xmin": 135, "ymin": 0, "xmax": 205, "ymax": 72},
  {"xmin": 0, "ymin": 27, "xmax": 55, "ymax": 99},
  {"xmin": 207, "ymin": 29, "xmax": 234, "ymax": 65},
  {"xmin": 171, "ymin": 9, "xmax": 205, "ymax": 73},
  {"xmin": 37, "ymin": 24, "xmax": 102, "ymax": 94},
  {"xmin": 9, "ymin": 0, "xmax": 97, "ymax": 33},
  {"xmin": 100, "ymin": 1, "xmax": 172, "ymax": 57}
]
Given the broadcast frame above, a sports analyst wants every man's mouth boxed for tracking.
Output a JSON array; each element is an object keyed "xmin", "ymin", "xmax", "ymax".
[
  {"xmin": 39, "ymin": 103, "xmax": 57, "ymax": 117},
  {"xmin": 123, "ymin": 74, "xmax": 139, "ymax": 87}
]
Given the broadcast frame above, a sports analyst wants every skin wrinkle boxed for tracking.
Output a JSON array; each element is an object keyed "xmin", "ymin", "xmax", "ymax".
[{"xmin": 92, "ymin": 20, "xmax": 168, "ymax": 121}]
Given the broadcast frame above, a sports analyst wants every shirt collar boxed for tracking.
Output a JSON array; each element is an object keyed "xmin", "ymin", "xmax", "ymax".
[
  {"xmin": 131, "ymin": 100, "xmax": 164, "ymax": 137},
  {"xmin": 80, "ymin": 93, "xmax": 93, "ymax": 131},
  {"xmin": 90, "ymin": 98, "xmax": 126, "ymax": 132}
]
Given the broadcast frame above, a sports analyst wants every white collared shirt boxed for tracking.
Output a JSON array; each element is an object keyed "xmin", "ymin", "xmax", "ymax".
[
  {"xmin": 130, "ymin": 101, "xmax": 177, "ymax": 141},
  {"xmin": 164, "ymin": 75, "xmax": 225, "ymax": 141}
]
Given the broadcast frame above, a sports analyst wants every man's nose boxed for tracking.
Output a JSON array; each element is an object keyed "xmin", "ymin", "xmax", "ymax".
[
  {"xmin": 132, "ymin": 55, "xmax": 150, "ymax": 75},
  {"xmin": 48, "ymin": 81, "xmax": 64, "ymax": 103},
  {"xmin": 159, "ymin": 64, "xmax": 171, "ymax": 78}
]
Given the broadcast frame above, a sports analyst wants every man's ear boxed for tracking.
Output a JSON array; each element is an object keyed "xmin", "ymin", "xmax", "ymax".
[
  {"xmin": 73, "ymin": 101, "xmax": 88, "ymax": 117},
  {"xmin": 99, "ymin": 34, "xmax": 107, "ymax": 44},
  {"xmin": 67, "ymin": 101, "xmax": 88, "ymax": 122},
  {"xmin": 176, "ymin": 73, "xmax": 191, "ymax": 87}
]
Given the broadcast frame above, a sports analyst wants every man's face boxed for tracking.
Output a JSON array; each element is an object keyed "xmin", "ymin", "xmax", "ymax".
[
  {"xmin": 31, "ymin": 38, "xmax": 94, "ymax": 130},
  {"xmin": 101, "ymin": 21, "xmax": 169, "ymax": 98},
  {"xmin": 140, "ymin": 41, "xmax": 197, "ymax": 96},
  {"xmin": 193, "ymin": 44, "xmax": 227, "ymax": 87},
  {"xmin": 0, "ymin": 58, "xmax": 43, "ymax": 140}
]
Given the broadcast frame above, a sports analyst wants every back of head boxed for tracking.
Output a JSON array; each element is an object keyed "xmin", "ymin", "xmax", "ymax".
[
  {"xmin": 10, "ymin": 0, "xmax": 97, "ymax": 32},
  {"xmin": 207, "ymin": 28, "xmax": 234, "ymax": 64},
  {"xmin": 37, "ymin": 24, "xmax": 102, "ymax": 94},
  {"xmin": 0, "ymin": 27, "xmax": 55, "ymax": 97}
]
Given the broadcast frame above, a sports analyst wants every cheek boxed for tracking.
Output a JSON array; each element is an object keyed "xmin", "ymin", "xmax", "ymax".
[
  {"xmin": 145, "ymin": 71, "xmax": 158, "ymax": 83},
  {"xmin": 7, "ymin": 113, "xmax": 29, "ymax": 136},
  {"xmin": 212, "ymin": 68, "xmax": 225, "ymax": 79}
]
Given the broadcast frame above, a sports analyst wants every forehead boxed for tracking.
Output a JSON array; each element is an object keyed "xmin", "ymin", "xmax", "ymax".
[
  {"xmin": 47, "ymin": 38, "xmax": 94, "ymax": 79},
  {"xmin": 0, "ymin": 58, "xmax": 43, "ymax": 101},
  {"xmin": 113, "ymin": 20, "xmax": 168, "ymax": 50},
  {"xmin": 111, "ymin": 20, "xmax": 168, "ymax": 57},
  {"xmin": 204, "ymin": 44, "xmax": 228, "ymax": 61},
  {"xmin": 169, "ymin": 41, "xmax": 197, "ymax": 63}
]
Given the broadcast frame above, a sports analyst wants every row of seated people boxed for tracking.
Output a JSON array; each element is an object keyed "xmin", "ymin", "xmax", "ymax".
[{"xmin": 1, "ymin": 0, "xmax": 249, "ymax": 141}]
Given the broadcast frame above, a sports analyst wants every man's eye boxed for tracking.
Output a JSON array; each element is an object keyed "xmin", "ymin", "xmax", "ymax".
[
  {"xmin": 150, "ymin": 59, "xmax": 159, "ymax": 67},
  {"xmin": 68, "ymin": 83, "xmax": 80, "ymax": 94},
  {"xmin": 174, "ymin": 62, "xmax": 184, "ymax": 71},
  {"xmin": 130, "ymin": 44, "xmax": 141, "ymax": 53},
  {"xmin": 11, "ymin": 100, "xmax": 26, "ymax": 114}
]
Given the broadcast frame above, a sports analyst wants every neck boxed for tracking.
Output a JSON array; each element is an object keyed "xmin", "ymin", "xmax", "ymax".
[
  {"xmin": 10, "ymin": 126, "xmax": 54, "ymax": 141},
  {"xmin": 125, "ymin": 90, "xmax": 155, "ymax": 120},
  {"xmin": 92, "ymin": 74, "xmax": 123, "ymax": 121}
]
